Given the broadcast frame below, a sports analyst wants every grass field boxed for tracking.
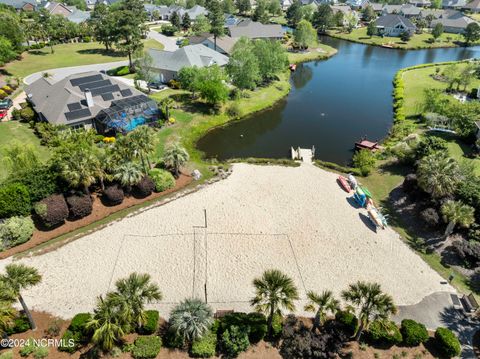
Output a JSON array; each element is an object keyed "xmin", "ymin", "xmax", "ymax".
[
  {"xmin": 402, "ymin": 62, "xmax": 480, "ymax": 117},
  {"xmin": 328, "ymin": 27, "xmax": 468, "ymax": 49},
  {"xmin": 3, "ymin": 39, "xmax": 164, "ymax": 79},
  {"xmin": 0, "ymin": 121, "xmax": 50, "ymax": 180},
  {"xmin": 287, "ymin": 44, "xmax": 338, "ymax": 63}
]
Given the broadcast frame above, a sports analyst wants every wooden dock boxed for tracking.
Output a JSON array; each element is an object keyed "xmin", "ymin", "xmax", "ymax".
[{"xmin": 291, "ymin": 146, "xmax": 315, "ymax": 164}]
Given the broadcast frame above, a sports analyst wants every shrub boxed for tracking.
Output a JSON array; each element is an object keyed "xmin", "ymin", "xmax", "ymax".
[
  {"xmin": 131, "ymin": 336, "xmax": 162, "ymax": 359},
  {"xmin": 402, "ymin": 173, "xmax": 418, "ymax": 193},
  {"xmin": 69, "ymin": 313, "xmax": 92, "ymax": 335},
  {"xmin": 19, "ymin": 339, "xmax": 36, "ymax": 357},
  {"xmin": 246, "ymin": 313, "xmax": 268, "ymax": 343},
  {"xmin": 353, "ymin": 149, "xmax": 376, "ymax": 176},
  {"xmin": 226, "ymin": 103, "xmax": 241, "ymax": 119},
  {"xmin": 435, "ymin": 327, "xmax": 461, "ymax": 358},
  {"xmin": 420, "ymin": 208, "xmax": 440, "ymax": 228},
  {"xmin": 134, "ymin": 176, "xmax": 156, "ymax": 198},
  {"xmin": 107, "ymin": 65, "xmax": 130, "ymax": 76},
  {"xmin": 315, "ymin": 160, "xmax": 362, "ymax": 176},
  {"xmin": 415, "ymin": 136, "xmax": 448, "ymax": 159},
  {"xmin": 0, "ymin": 89, "xmax": 6, "ymax": 99},
  {"xmin": 271, "ymin": 313, "xmax": 283, "ymax": 339},
  {"xmin": 34, "ymin": 194, "xmax": 69, "ymax": 228},
  {"xmin": 452, "ymin": 239, "xmax": 480, "ymax": 268},
  {"xmin": 0, "ymin": 182, "xmax": 31, "ymax": 218},
  {"xmin": 66, "ymin": 194, "xmax": 93, "ymax": 219},
  {"xmin": 221, "ymin": 325, "xmax": 250, "ymax": 357},
  {"xmin": 33, "ymin": 346, "xmax": 49, "ymax": 359},
  {"xmin": 163, "ymin": 327, "xmax": 184, "ymax": 349},
  {"xmin": 2, "ymin": 85, "xmax": 12, "ymax": 94},
  {"xmin": 0, "ymin": 351, "xmax": 13, "ymax": 359},
  {"xmin": 5, "ymin": 315, "xmax": 30, "ymax": 335},
  {"xmin": 218, "ymin": 312, "xmax": 268, "ymax": 344},
  {"xmin": 148, "ymin": 169, "xmax": 175, "ymax": 192},
  {"xmin": 367, "ymin": 320, "xmax": 402, "ymax": 346},
  {"xmin": 138, "ymin": 310, "xmax": 159, "ymax": 335},
  {"xmin": 400, "ymin": 319, "xmax": 429, "ymax": 346},
  {"xmin": 0, "ymin": 216, "xmax": 34, "ymax": 249},
  {"xmin": 58, "ymin": 312, "xmax": 92, "ymax": 353},
  {"xmin": 335, "ymin": 311, "xmax": 358, "ymax": 337},
  {"xmin": 168, "ymin": 79, "xmax": 181, "ymax": 89},
  {"xmin": 20, "ymin": 107, "xmax": 35, "ymax": 122},
  {"xmin": 103, "ymin": 184, "xmax": 125, "ymax": 205},
  {"xmin": 161, "ymin": 24, "xmax": 177, "ymax": 36},
  {"xmin": 190, "ymin": 331, "xmax": 217, "ymax": 358},
  {"xmin": 7, "ymin": 165, "xmax": 58, "ymax": 203},
  {"xmin": 58, "ymin": 330, "xmax": 81, "ymax": 353}
]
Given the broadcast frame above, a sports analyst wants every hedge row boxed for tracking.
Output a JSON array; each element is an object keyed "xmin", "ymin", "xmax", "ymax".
[{"xmin": 314, "ymin": 160, "xmax": 362, "ymax": 176}]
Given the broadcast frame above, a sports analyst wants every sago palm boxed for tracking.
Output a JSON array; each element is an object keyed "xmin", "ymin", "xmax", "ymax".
[
  {"xmin": 56, "ymin": 146, "xmax": 100, "ymax": 194},
  {"xmin": 107, "ymin": 273, "xmax": 162, "ymax": 331},
  {"xmin": 169, "ymin": 298, "xmax": 213, "ymax": 346},
  {"xmin": 87, "ymin": 296, "xmax": 126, "ymax": 352},
  {"xmin": 113, "ymin": 161, "xmax": 143, "ymax": 189},
  {"xmin": 0, "ymin": 281, "xmax": 16, "ymax": 336},
  {"xmin": 163, "ymin": 143, "xmax": 189, "ymax": 178},
  {"xmin": 0, "ymin": 264, "xmax": 42, "ymax": 330},
  {"xmin": 417, "ymin": 152, "xmax": 461, "ymax": 199},
  {"xmin": 304, "ymin": 290, "xmax": 339, "ymax": 332},
  {"xmin": 251, "ymin": 269, "xmax": 299, "ymax": 338},
  {"xmin": 341, "ymin": 281, "xmax": 397, "ymax": 341},
  {"xmin": 441, "ymin": 200, "xmax": 475, "ymax": 238}
]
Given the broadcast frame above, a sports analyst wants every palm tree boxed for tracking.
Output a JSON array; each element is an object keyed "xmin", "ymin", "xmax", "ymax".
[
  {"xmin": 304, "ymin": 290, "xmax": 339, "ymax": 332},
  {"xmin": 107, "ymin": 273, "xmax": 162, "ymax": 331},
  {"xmin": 169, "ymin": 298, "xmax": 213, "ymax": 347},
  {"xmin": 160, "ymin": 98, "xmax": 174, "ymax": 121},
  {"xmin": 163, "ymin": 143, "xmax": 189, "ymax": 178},
  {"xmin": 113, "ymin": 161, "xmax": 143, "ymax": 192},
  {"xmin": 251, "ymin": 269, "xmax": 299, "ymax": 338},
  {"xmin": 87, "ymin": 296, "xmax": 126, "ymax": 352},
  {"xmin": 0, "ymin": 264, "xmax": 42, "ymax": 330},
  {"xmin": 128, "ymin": 126, "xmax": 157, "ymax": 173},
  {"xmin": 417, "ymin": 152, "xmax": 461, "ymax": 199},
  {"xmin": 341, "ymin": 281, "xmax": 397, "ymax": 341},
  {"xmin": 441, "ymin": 200, "xmax": 475, "ymax": 238},
  {"xmin": 0, "ymin": 281, "xmax": 16, "ymax": 337}
]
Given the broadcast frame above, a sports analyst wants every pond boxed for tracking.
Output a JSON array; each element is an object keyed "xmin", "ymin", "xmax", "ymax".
[{"xmin": 196, "ymin": 37, "xmax": 480, "ymax": 165}]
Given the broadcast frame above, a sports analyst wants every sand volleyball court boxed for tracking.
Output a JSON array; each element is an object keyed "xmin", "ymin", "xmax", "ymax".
[{"xmin": 0, "ymin": 163, "xmax": 453, "ymax": 319}]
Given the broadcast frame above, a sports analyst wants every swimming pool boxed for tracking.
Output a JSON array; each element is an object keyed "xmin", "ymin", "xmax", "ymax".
[{"xmin": 124, "ymin": 116, "xmax": 146, "ymax": 132}]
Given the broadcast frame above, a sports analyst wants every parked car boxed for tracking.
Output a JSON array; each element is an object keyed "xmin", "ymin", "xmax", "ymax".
[
  {"xmin": 148, "ymin": 82, "xmax": 167, "ymax": 90},
  {"xmin": 0, "ymin": 109, "xmax": 8, "ymax": 120},
  {"xmin": 0, "ymin": 98, "xmax": 13, "ymax": 110}
]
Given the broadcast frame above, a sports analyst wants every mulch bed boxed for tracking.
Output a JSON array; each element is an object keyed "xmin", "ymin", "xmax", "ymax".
[{"xmin": 0, "ymin": 174, "xmax": 193, "ymax": 259}]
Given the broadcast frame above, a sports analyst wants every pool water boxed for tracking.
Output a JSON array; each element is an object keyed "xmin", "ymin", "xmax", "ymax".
[{"xmin": 124, "ymin": 116, "xmax": 146, "ymax": 132}]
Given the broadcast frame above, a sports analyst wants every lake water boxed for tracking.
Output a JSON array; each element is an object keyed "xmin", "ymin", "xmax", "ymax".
[{"xmin": 196, "ymin": 37, "xmax": 480, "ymax": 165}]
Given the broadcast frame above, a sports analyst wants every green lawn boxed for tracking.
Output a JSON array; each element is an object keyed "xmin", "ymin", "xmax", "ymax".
[
  {"xmin": 287, "ymin": 44, "xmax": 337, "ymax": 63},
  {"xmin": 4, "ymin": 42, "xmax": 128, "ymax": 79},
  {"xmin": 143, "ymin": 38, "xmax": 165, "ymax": 51},
  {"xmin": 328, "ymin": 27, "xmax": 468, "ymax": 50},
  {"xmin": 445, "ymin": 135, "xmax": 480, "ymax": 176},
  {"xmin": 470, "ymin": 13, "xmax": 480, "ymax": 21},
  {"xmin": 0, "ymin": 121, "xmax": 50, "ymax": 180}
]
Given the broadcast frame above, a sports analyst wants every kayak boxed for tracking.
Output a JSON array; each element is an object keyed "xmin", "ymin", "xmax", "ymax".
[
  {"xmin": 338, "ymin": 175, "xmax": 352, "ymax": 193},
  {"xmin": 360, "ymin": 186, "xmax": 372, "ymax": 199},
  {"xmin": 348, "ymin": 174, "xmax": 358, "ymax": 189}
]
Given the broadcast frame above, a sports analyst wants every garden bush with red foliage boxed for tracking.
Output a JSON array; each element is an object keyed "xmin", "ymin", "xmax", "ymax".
[
  {"xmin": 134, "ymin": 176, "xmax": 156, "ymax": 198},
  {"xmin": 102, "ymin": 184, "xmax": 124, "ymax": 206},
  {"xmin": 66, "ymin": 194, "xmax": 93, "ymax": 219},
  {"xmin": 34, "ymin": 194, "xmax": 69, "ymax": 228}
]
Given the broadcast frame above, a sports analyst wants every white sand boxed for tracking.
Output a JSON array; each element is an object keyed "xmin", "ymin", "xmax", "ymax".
[{"xmin": 0, "ymin": 163, "xmax": 453, "ymax": 319}]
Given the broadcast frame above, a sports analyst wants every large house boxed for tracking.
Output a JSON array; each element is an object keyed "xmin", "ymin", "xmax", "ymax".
[
  {"xmin": 40, "ymin": 1, "xmax": 90, "ymax": 23},
  {"xmin": 464, "ymin": 0, "xmax": 480, "ymax": 13},
  {"xmin": 25, "ymin": 72, "xmax": 158, "ymax": 134},
  {"xmin": 374, "ymin": 14, "xmax": 416, "ymax": 36},
  {"xmin": 442, "ymin": 0, "xmax": 467, "ymax": 9},
  {"xmin": 431, "ymin": 15, "xmax": 477, "ymax": 32},
  {"xmin": 144, "ymin": 4, "xmax": 208, "ymax": 21},
  {"xmin": 0, "ymin": 0, "xmax": 36, "ymax": 11},
  {"xmin": 147, "ymin": 44, "xmax": 229, "ymax": 83},
  {"xmin": 227, "ymin": 19, "xmax": 284, "ymax": 40}
]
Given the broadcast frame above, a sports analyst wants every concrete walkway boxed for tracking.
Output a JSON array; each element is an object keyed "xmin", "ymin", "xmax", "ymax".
[
  {"xmin": 393, "ymin": 291, "xmax": 479, "ymax": 358},
  {"xmin": 23, "ymin": 32, "xmax": 177, "ymax": 85}
]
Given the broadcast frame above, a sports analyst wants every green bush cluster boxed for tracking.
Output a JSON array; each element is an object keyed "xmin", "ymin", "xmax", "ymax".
[
  {"xmin": 218, "ymin": 312, "xmax": 268, "ymax": 344},
  {"xmin": 0, "ymin": 216, "xmax": 34, "ymax": 250},
  {"xmin": 59, "ymin": 313, "xmax": 92, "ymax": 353},
  {"xmin": 190, "ymin": 331, "xmax": 217, "ymax": 358},
  {"xmin": 5, "ymin": 315, "xmax": 30, "ymax": 335},
  {"xmin": 221, "ymin": 325, "xmax": 250, "ymax": 358},
  {"xmin": 400, "ymin": 319, "xmax": 429, "ymax": 346},
  {"xmin": 367, "ymin": 320, "xmax": 402, "ymax": 346},
  {"xmin": 148, "ymin": 168, "xmax": 176, "ymax": 192},
  {"xmin": 131, "ymin": 336, "xmax": 162, "ymax": 359},
  {"xmin": 335, "ymin": 310, "xmax": 358, "ymax": 337},
  {"xmin": 0, "ymin": 182, "xmax": 31, "ymax": 218},
  {"xmin": 352, "ymin": 149, "xmax": 376, "ymax": 176},
  {"xmin": 435, "ymin": 327, "xmax": 461, "ymax": 358},
  {"xmin": 138, "ymin": 310, "xmax": 159, "ymax": 335},
  {"xmin": 20, "ymin": 107, "xmax": 35, "ymax": 122}
]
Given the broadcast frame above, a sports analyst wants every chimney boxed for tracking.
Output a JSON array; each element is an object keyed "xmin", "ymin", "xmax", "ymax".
[{"xmin": 85, "ymin": 89, "xmax": 94, "ymax": 108}]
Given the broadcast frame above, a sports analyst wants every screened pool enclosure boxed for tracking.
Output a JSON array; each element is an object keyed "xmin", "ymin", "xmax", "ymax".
[{"xmin": 94, "ymin": 95, "xmax": 160, "ymax": 134}]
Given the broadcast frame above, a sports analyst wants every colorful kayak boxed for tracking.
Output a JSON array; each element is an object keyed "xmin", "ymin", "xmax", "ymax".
[
  {"xmin": 338, "ymin": 175, "xmax": 352, "ymax": 193},
  {"xmin": 348, "ymin": 174, "xmax": 358, "ymax": 189},
  {"xmin": 367, "ymin": 205, "xmax": 387, "ymax": 230},
  {"xmin": 360, "ymin": 186, "xmax": 372, "ymax": 199}
]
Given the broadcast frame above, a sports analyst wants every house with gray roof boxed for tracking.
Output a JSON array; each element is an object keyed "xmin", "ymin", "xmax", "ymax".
[
  {"xmin": 374, "ymin": 14, "xmax": 416, "ymax": 36},
  {"xmin": 399, "ymin": 4, "xmax": 422, "ymax": 17},
  {"xmin": 189, "ymin": 33, "xmax": 240, "ymax": 55},
  {"xmin": 409, "ymin": 0, "xmax": 431, "ymax": 6},
  {"xmin": 227, "ymin": 19, "xmax": 284, "ymax": 40},
  {"xmin": 147, "ymin": 44, "xmax": 229, "ymax": 83},
  {"xmin": 25, "ymin": 72, "xmax": 157, "ymax": 134},
  {"xmin": 145, "ymin": 4, "xmax": 207, "ymax": 21},
  {"xmin": 345, "ymin": 0, "xmax": 368, "ymax": 9},
  {"xmin": 40, "ymin": 1, "xmax": 90, "ymax": 23},
  {"xmin": 442, "ymin": 0, "xmax": 467, "ymax": 9},
  {"xmin": 431, "ymin": 15, "xmax": 477, "ymax": 32},
  {"xmin": 0, "ymin": 0, "xmax": 36, "ymax": 11},
  {"xmin": 464, "ymin": 0, "xmax": 480, "ymax": 13},
  {"xmin": 382, "ymin": 4, "xmax": 402, "ymax": 14},
  {"xmin": 369, "ymin": 3, "xmax": 384, "ymax": 13}
]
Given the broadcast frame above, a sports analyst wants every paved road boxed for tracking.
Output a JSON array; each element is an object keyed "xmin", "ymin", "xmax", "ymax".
[
  {"xmin": 23, "ymin": 32, "xmax": 177, "ymax": 85},
  {"xmin": 393, "ymin": 291, "xmax": 479, "ymax": 358}
]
